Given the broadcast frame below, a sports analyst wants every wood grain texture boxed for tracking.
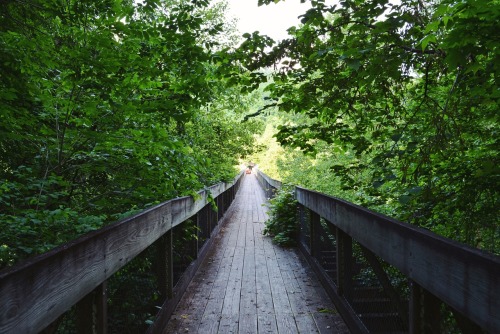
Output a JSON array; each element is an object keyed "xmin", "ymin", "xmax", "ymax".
[{"xmin": 0, "ymin": 173, "xmax": 243, "ymax": 334}]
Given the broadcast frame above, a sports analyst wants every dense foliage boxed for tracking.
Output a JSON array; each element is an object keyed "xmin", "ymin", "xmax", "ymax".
[
  {"xmin": 0, "ymin": 0, "xmax": 261, "ymax": 268},
  {"xmin": 263, "ymin": 185, "xmax": 298, "ymax": 246},
  {"xmin": 243, "ymin": 0, "xmax": 499, "ymax": 254},
  {"xmin": 0, "ymin": 0, "xmax": 498, "ymax": 330}
]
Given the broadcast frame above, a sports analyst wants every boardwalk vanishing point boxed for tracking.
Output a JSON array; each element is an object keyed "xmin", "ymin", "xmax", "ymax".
[{"xmin": 164, "ymin": 174, "xmax": 349, "ymax": 333}]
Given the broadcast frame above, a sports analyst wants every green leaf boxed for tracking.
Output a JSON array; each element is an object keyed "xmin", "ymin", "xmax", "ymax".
[
  {"xmin": 420, "ymin": 34, "xmax": 437, "ymax": 51},
  {"xmin": 346, "ymin": 59, "xmax": 361, "ymax": 71},
  {"xmin": 398, "ymin": 195, "xmax": 411, "ymax": 204}
]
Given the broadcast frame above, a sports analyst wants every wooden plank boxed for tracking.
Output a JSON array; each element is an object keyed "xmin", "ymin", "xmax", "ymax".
[
  {"xmin": 296, "ymin": 186, "xmax": 500, "ymax": 332},
  {"xmin": 218, "ymin": 314, "xmax": 239, "ymax": 334},
  {"xmin": 278, "ymin": 266, "xmax": 308, "ymax": 315},
  {"xmin": 158, "ymin": 189, "xmax": 243, "ymax": 334},
  {"xmin": 201, "ymin": 244, "xmax": 235, "ymax": 316},
  {"xmin": 280, "ymin": 247, "xmax": 349, "ymax": 333},
  {"xmin": 166, "ymin": 272, "xmax": 211, "ymax": 332},
  {"xmin": 258, "ymin": 314, "xmax": 278, "ymax": 333},
  {"xmin": 239, "ymin": 247, "xmax": 257, "ymax": 316},
  {"xmin": 253, "ymin": 216, "xmax": 277, "ymax": 321},
  {"xmin": 236, "ymin": 213, "xmax": 247, "ymax": 248},
  {"xmin": 295, "ymin": 313, "xmax": 319, "ymax": 333},
  {"xmin": 161, "ymin": 235, "xmax": 227, "ymax": 333},
  {"xmin": 150, "ymin": 212, "xmax": 233, "ymax": 334},
  {"xmin": 218, "ymin": 189, "xmax": 245, "ymax": 317},
  {"xmin": 255, "ymin": 247, "xmax": 274, "ymax": 316},
  {"xmin": 276, "ymin": 314, "xmax": 298, "ymax": 333},
  {"xmin": 239, "ymin": 313, "xmax": 258, "ymax": 334},
  {"xmin": 164, "ymin": 206, "xmax": 240, "ymax": 333},
  {"xmin": 221, "ymin": 245, "xmax": 244, "ymax": 315},
  {"xmin": 197, "ymin": 313, "xmax": 221, "ymax": 334},
  {"xmin": 264, "ymin": 243, "xmax": 293, "ymax": 316}
]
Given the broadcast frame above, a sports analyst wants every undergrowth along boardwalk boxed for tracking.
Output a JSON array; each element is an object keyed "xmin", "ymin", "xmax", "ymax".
[{"xmin": 164, "ymin": 174, "xmax": 349, "ymax": 334}]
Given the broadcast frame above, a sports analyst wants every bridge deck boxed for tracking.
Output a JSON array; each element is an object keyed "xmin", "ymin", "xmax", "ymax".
[{"xmin": 163, "ymin": 174, "xmax": 349, "ymax": 333}]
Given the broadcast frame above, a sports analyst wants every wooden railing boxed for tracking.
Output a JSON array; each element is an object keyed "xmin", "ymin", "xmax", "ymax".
[
  {"xmin": 0, "ymin": 172, "xmax": 243, "ymax": 334},
  {"xmin": 256, "ymin": 170, "xmax": 500, "ymax": 333},
  {"xmin": 255, "ymin": 168, "xmax": 281, "ymax": 199}
]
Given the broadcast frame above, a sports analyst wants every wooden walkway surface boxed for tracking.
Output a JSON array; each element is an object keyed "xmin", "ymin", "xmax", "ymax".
[{"xmin": 163, "ymin": 174, "xmax": 349, "ymax": 333}]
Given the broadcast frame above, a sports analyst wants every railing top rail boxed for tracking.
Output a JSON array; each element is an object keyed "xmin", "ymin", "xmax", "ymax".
[
  {"xmin": 0, "ymin": 171, "xmax": 243, "ymax": 334},
  {"xmin": 296, "ymin": 185, "xmax": 500, "ymax": 260},
  {"xmin": 255, "ymin": 168, "xmax": 282, "ymax": 190}
]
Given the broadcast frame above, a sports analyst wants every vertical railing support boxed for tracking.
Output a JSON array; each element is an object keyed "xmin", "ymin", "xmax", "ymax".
[
  {"xmin": 75, "ymin": 281, "xmax": 107, "ymax": 334},
  {"xmin": 451, "ymin": 308, "xmax": 483, "ymax": 333},
  {"xmin": 336, "ymin": 228, "xmax": 353, "ymax": 297},
  {"xmin": 297, "ymin": 204, "xmax": 308, "ymax": 251},
  {"xmin": 195, "ymin": 212, "xmax": 201, "ymax": 257},
  {"xmin": 211, "ymin": 201, "xmax": 217, "ymax": 234},
  {"xmin": 156, "ymin": 230, "xmax": 174, "ymax": 300},
  {"xmin": 310, "ymin": 210, "xmax": 320, "ymax": 258},
  {"xmin": 410, "ymin": 281, "xmax": 441, "ymax": 334}
]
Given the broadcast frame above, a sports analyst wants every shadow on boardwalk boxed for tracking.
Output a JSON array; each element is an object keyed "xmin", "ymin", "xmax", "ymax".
[{"xmin": 164, "ymin": 174, "xmax": 349, "ymax": 333}]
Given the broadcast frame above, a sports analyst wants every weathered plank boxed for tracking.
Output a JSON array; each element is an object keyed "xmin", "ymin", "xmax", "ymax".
[
  {"xmin": 255, "ymin": 247, "xmax": 274, "ymax": 317},
  {"xmin": 218, "ymin": 314, "xmax": 239, "ymax": 333},
  {"xmin": 257, "ymin": 314, "xmax": 278, "ymax": 333},
  {"xmin": 197, "ymin": 313, "xmax": 221, "ymax": 334},
  {"xmin": 221, "ymin": 245, "xmax": 244, "ymax": 316},
  {"xmin": 239, "ymin": 247, "xmax": 257, "ymax": 316},
  {"xmin": 276, "ymin": 313, "xmax": 298, "ymax": 333}
]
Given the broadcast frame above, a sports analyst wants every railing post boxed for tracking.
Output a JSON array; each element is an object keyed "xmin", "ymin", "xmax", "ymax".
[
  {"xmin": 218, "ymin": 193, "xmax": 223, "ymax": 221},
  {"xmin": 297, "ymin": 204, "xmax": 307, "ymax": 250},
  {"xmin": 195, "ymin": 212, "xmax": 201, "ymax": 256},
  {"xmin": 75, "ymin": 281, "xmax": 107, "ymax": 334},
  {"xmin": 410, "ymin": 280, "xmax": 441, "ymax": 334},
  {"xmin": 451, "ymin": 308, "xmax": 483, "ymax": 333},
  {"xmin": 336, "ymin": 227, "xmax": 353, "ymax": 297},
  {"xmin": 156, "ymin": 230, "xmax": 174, "ymax": 300},
  {"xmin": 310, "ymin": 210, "xmax": 320, "ymax": 258},
  {"xmin": 211, "ymin": 200, "xmax": 217, "ymax": 234}
]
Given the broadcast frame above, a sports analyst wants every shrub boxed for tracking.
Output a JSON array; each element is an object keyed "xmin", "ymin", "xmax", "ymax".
[{"xmin": 263, "ymin": 186, "xmax": 298, "ymax": 246}]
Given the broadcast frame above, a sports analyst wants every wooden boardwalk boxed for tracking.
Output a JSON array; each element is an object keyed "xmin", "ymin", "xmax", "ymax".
[{"xmin": 164, "ymin": 174, "xmax": 349, "ymax": 333}]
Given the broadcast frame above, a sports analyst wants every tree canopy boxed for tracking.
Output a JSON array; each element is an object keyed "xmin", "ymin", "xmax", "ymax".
[
  {"xmin": 0, "ymin": 0, "xmax": 498, "ymax": 331},
  {"xmin": 240, "ymin": 0, "xmax": 499, "ymax": 254},
  {"xmin": 0, "ymin": 0, "xmax": 262, "ymax": 268},
  {"xmin": 0, "ymin": 0, "xmax": 498, "ymax": 266}
]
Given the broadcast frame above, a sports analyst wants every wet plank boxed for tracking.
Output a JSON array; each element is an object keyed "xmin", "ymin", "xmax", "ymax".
[{"xmin": 163, "ymin": 174, "xmax": 349, "ymax": 333}]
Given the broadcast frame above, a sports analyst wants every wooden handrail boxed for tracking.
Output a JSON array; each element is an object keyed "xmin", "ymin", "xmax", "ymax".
[
  {"xmin": 255, "ymin": 170, "xmax": 500, "ymax": 333},
  {"xmin": 295, "ymin": 186, "xmax": 500, "ymax": 332},
  {"xmin": 0, "ymin": 172, "xmax": 243, "ymax": 334}
]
